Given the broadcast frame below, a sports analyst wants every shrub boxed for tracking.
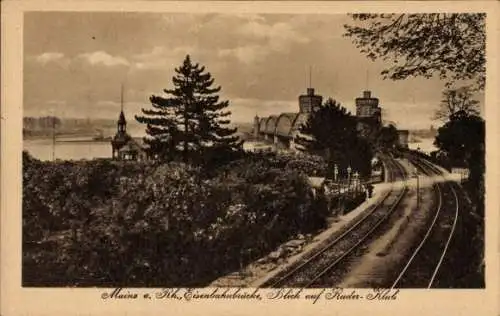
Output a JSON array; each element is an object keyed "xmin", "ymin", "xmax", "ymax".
[{"xmin": 23, "ymin": 153, "xmax": 328, "ymax": 286}]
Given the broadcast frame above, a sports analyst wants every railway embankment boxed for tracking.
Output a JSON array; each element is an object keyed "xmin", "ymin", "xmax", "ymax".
[
  {"xmin": 210, "ymin": 163, "xmax": 398, "ymax": 287},
  {"xmin": 428, "ymin": 181, "xmax": 484, "ymax": 288},
  {"xmin": 337, "ymin": 158, "xmax": 435, "ymax": 288}
]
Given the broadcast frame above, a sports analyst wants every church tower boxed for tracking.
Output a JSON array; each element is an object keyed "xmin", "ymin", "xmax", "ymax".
[
  {"xmin": 111, "ymin": 84, "xmax": 131, "ymax": 159},
  {"xmin": 117, "ymin": 84, "xmax": 126, "ymax": 133},
  {"xmin": 117, "ymin": 109, "xmax": 126, "ymax": 133}
]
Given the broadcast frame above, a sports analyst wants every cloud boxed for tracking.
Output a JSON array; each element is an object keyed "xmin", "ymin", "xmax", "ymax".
[
  {"xmin": 228, "ymin": 97, "xmax": 298, "ymax": 122},
  {"xmin": 218, "ymin": 45, "xmax": 269, "ymax": 65},
  {"xmin": 155, "ymin": 14, "xmax": 312, "ymax": 66},
  {"xmin": 381, "ymin": 101, "xmax": 439, "ymax": 129},
  {"xmin": 238, "ymin": 20, "xmax": 308, "ymax": 46},
  {"xmin": 96, "ymin": 100, "xmax": 120, "ymax": 107},
  {"xmin": 34, "ymin": 100, "xmax": 68, "ymax": 115},
  {"xmin": 61, "ymin": 100, "xmax": 146, "ymax": 122},
  {"xmin": 218, "ymin": 19, "xmax": 310, "ymax": 64},
  {"xmin": 132, "ymin": 46, "xmax": 194, "ymax": 70},
  {"xmin": 33, "ymin": 52, "xmax": 67, "ymax": 65},
  {"xmin": 238, "ymin": 18, "xmax": 310, "ymax": 52},
  {"xmin": 26, "ymin": 13, "xmax": 475, "ymax": 132},
  {"xmin": 78, "ymin": 51, "xmax": 130, "ymax": 67}
]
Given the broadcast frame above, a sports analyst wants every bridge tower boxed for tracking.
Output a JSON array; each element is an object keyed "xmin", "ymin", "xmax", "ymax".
[
  {"xmin": 299, "ymin": 88, "xmax": 323, "ymax": 113},
  {"xmin": 298, "ymin": 67, "xmax": 323, "ymax": 113},
  {"xmin": 355, "ymin": 90, "xmax": 382, "ymax": 139}
]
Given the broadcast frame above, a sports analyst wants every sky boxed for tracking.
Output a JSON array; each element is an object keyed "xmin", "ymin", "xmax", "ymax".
[{"xmin": 24, "ymin": 12, "xmax": 484, "ymax": 130}]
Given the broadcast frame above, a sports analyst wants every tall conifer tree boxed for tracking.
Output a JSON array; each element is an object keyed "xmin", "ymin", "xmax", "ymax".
[{"xmin": 136, "ymin": 55, "xmax": 242, "ymax": 162}]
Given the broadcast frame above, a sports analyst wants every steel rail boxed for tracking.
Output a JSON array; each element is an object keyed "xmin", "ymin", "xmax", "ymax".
[
  {"xmin": 391, "ymin": 157, "xmax": 459, "ymax": 289},
  {"xmin": 304, "ymin": 162, "xmax": 408, "ymax": 287},
  {"xmin": 420, "ymin": 160, "xmax": 460, "ymax": 288},
  {"xmin": 264, "ymin": 156, "xmax": 408, "ymax": 288},
  {"xmin": 390, "ymin": 158, "xmax": 442, "ymax": 288}
]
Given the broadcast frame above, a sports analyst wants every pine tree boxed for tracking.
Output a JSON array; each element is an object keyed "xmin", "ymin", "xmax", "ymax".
[{"xmin": 136, "ymin": 55, "xmax": 242, "ymax": 163}]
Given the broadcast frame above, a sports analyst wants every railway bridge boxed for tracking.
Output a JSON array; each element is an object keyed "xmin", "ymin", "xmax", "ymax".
[{"xmin": 252, "ymin": 88, "xmax": 410, "ymax": 151}]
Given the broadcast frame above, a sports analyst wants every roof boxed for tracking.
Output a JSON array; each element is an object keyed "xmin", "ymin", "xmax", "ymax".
[
  {"xmin": 276, "ymin": 113, "xmax": 299, "ymax": 136},
  {"xmin": 259, "ymin": 112, "xmax": 311, "ymax": 136},
  {"xmin": 264, "ymin": 115, "xmax": 278, "ymax": 133},
  {"xmin": 118, "ymin": 111, "xmax": 126, "ymax": 125},
  {"xmin": 116, "ymin": 136, "xmax": 145, "ymax": 153},
  {"xmin": 111, "ymin": 132, "xmax": 132, "ymax": 148},
  {"xmin": 118, "ymin": 142, "xmax": 142, "ymax": 153},
  {"xmin": 280, "ymin": 112, "xmax": 300, "ymax": 119},
  {"xmin": 118, "ymin": 143, "xmax": 134, "ymax": 152},
  {"xmin": 129, "ymin": 138, "xmax": 144, "ymax": 150},
  {"xmin": 132, "ymin": 137, "xmax": 146, "ymax": 146}
]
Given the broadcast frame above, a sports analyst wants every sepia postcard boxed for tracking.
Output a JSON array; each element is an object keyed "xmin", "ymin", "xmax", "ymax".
[{"xmin": 1, "ymin": 1, "xmax": 499, "ymax": 315}]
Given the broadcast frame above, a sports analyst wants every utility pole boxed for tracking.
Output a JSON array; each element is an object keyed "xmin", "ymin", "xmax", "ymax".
[
  {"xmin": 415, "ymin": 166, "xmax": 419, "ymax": 210},
  {"xmin": 309, "ymin": 65, "xmax": 312, "ymax": 88},
  {"xmin": 121, "ymin": 82, "xmax": 124, "ymax": 112},
  {"xmin": 87, "ymin": 89, "xmax": 91, "ymax": 157}
]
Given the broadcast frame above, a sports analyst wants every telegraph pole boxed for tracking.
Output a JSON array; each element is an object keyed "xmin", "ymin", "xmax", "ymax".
[
  {"xmin": 309, "ymin": 65, "xmax": 312, "ymax": 88},
  {"xmin": 415, "ymin": 166, "xmax": 419, "ymax": 209},
  {"xmin": 121, "ymin": 82, "xmax": 124, "ymax": 112}
]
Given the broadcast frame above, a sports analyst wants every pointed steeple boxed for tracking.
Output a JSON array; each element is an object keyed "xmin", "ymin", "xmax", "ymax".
[
  {"xmin": 117, "ymin": 83, "xmax": 126, "ymax": 131},
  {"xmin": 118, "ymin": 111, "xmax": 126, "ymax": 125}
]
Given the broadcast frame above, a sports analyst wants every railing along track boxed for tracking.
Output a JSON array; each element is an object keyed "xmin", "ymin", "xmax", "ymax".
[{"xmin": 262, "ymin": 156, "xmax": 408, "ymax": 288}]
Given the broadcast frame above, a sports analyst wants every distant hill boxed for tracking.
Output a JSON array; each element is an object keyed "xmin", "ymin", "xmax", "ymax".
[
  {"xmin": 409, "ymin": 128, "xmax": 437, "ymax": 138},
  {"xmin": 232, "ymin": 122, "xmax": 254, "ymax": 140},
  {"xmin": 23, "ymin": 116, "xmax": 143, "ymax": 138},
  {"xmin": 233, "ymin": 121, "xmax": 253, "ymax": 132},
  {"xmin": 24, "ymin": 116, "xmax": 252, "ymax": 140}
]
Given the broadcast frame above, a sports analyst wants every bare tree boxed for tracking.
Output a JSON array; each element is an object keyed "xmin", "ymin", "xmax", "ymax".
[
  {"xmin": 344, "ymin": 14, "xmax": 486, "ymax": 91},
  {"xmin": 434, "ymin": 85, "xmax": 480, "ymax": 121}
]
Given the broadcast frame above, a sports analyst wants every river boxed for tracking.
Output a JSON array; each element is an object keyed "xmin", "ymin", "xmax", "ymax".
[
  {"xmin": 23, "ymin": 137, "xmax": 438, "ymax": 162},
  {"xmin": 408, "ymin": 138, "xmax": 438, "ymax": 154},
  {"xmin": 24, "ymin": 137, "xmax": 112, "ymax": 161},
  {"xmin": 24, "ymin": 138, "xmax": 270, "ymax": 161}
]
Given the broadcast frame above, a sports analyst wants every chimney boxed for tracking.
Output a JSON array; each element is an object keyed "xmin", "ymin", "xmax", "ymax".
[
  {"xmin": 363, "ymin": 90, "xmax": 371, "ymax": 98},
  {"xmin": 307, "ymin": 88, "xmax": 315, "ymax": 96}
]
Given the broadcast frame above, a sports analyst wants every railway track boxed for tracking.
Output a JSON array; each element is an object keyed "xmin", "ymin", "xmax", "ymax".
[
  {"xmin": 391, "ymin": 156, "xmax": 459, "ymax": 288},
  {"xmin": 261, "ymin": 156, "xmax": 408, "ymax": 288}
]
